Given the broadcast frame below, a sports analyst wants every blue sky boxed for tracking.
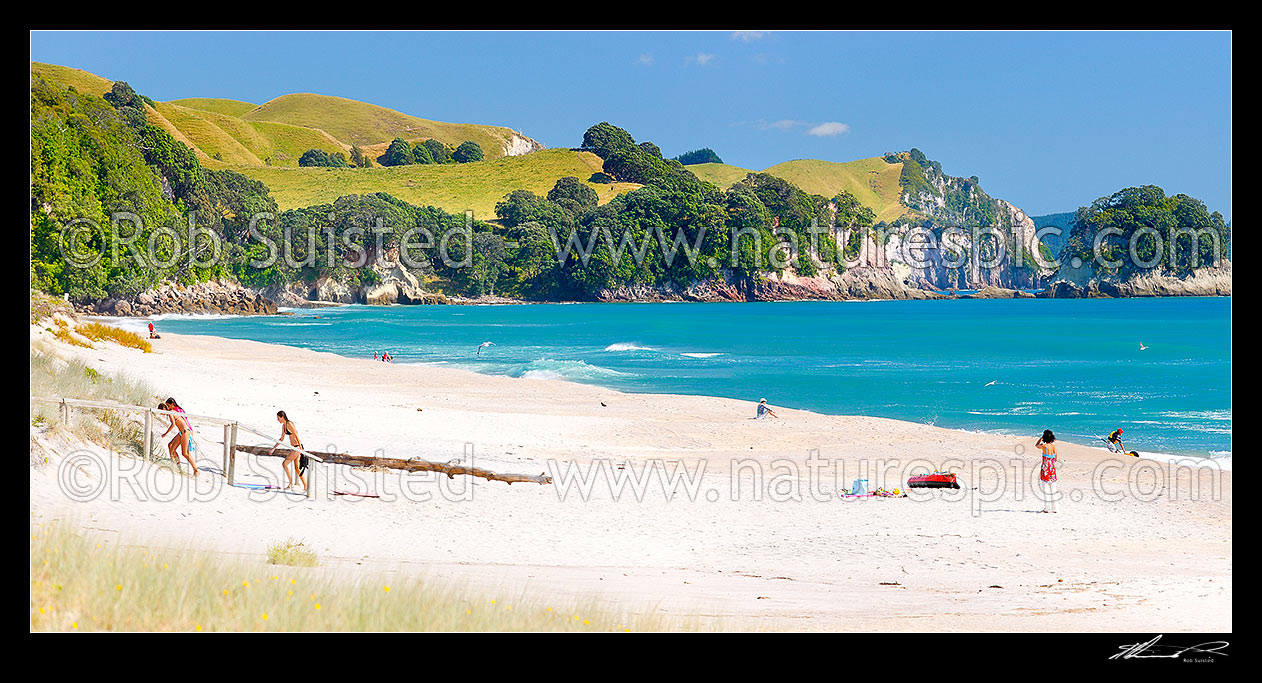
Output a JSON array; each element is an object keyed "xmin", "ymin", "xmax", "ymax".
[{"xmin": 31, "ymin": 30, "xmax": 1231, "ymax": 219}]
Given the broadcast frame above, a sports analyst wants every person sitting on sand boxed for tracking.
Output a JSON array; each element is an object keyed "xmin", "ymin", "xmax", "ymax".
[
  {"xmin": 382, "ymin": 351, "xmax": 393, "ymax": 363},
  {"xmin": 158, "ymin": 401, "xmax": 199, "ymax": 476},
  {"xmin": 756, "ymin": 398, "xmax": 778, "ymax": 419},
  {"xmin": 147, "ymin": 321, "xmax": 160, "ymax": 339},
  {"xmin": 1035, "ymin": 429, "xmax": 1059, "ymax": 513},
  {"xmin": 269, "ymin": 410, "xmax": 308, "ymax": 492}
]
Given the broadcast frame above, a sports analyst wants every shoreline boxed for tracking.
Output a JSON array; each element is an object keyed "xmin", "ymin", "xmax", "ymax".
[
  {"xmin": 99, "ymin": 306, "xmax": 1232, "ymax": 466},
  {"xmin": 29, "ymin": 322, "xmax": 1233, "ymax": 631}
]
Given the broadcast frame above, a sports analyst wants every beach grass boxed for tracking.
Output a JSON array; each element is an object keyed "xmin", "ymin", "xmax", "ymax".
[
  {"xmin": 266, "ymin": 539, "xmax": 319, "ymax": 567},
  {"xmin": 73, "ymin": 322, "xmax": 152, "ymax": 353},
  {"xmin": 31, "ymin": 523, "xmax": 677, "ymax": 632}
]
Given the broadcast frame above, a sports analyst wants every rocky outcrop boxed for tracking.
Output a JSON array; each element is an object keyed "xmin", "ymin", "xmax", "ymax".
[
  {"xmin": 82, "ymin": 280, "xmax": 278, "ymax": 317},
  {"xmin": 502, "ymin": 131, "xmax": 545, "ymax": 157},
  {"xmin": 1039, "ymin": 261, "xmax": 1231, "ymax": 298},
  {"xmin": 962, "ymin": 285, "xmax": 1035, "ymax": 299},
  {"xmin": 596, "ymin": 267, "xmax": 942, "ymax": 302}
]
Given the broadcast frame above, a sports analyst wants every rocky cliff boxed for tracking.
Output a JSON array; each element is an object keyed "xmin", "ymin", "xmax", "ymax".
[
  {"xmin": 80, "ymin": 280, "xmax": 278, "ymax": 317},
  {"xmin": 1039, "ymin": 261, "xmax": 1232, "ymax": 298}
]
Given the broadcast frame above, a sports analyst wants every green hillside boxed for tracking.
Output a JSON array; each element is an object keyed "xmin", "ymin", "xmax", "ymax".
[
  {"xmin": 154, "ymin": 101, "xmax": 348, "ymax": 167},
  {"xmin": 168, "ymin": 97, "xmax": 258, "ymax": 117},
  {"xmin": 241, "ymin": 93, "xmax": 525, "ymax": 159},
  {"xmin": 33, "ymin": 62, "xmax": 537, "ymax": 169},
  {"xmin": 685, "ymin": 162, "xmax": 755, "ymax": 189},
  {"xmin": 687, "ymin": 157, "xmax": 906, "ymax": 223},
  {"xmin": 236, "ymin": 148, "xmax": 640, "ymax": 217}
]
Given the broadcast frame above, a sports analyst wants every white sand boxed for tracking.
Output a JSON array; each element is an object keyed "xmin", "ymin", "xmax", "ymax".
[{"xmin": 29, "ymin": 326, "xmax": 1231, "ymax": 631}]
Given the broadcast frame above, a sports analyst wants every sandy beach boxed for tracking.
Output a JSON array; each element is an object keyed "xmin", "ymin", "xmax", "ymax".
[{"xmin": 29, "ymin": 325, "xmax": 1232, "ymax": 631}]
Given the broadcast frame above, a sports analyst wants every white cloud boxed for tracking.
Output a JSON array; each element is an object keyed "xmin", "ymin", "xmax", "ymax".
[
  {"xmin": 761, "ymin": 119, "xmax": 805, "ymax": 131},
  {"xmin": 634, "ymin": 53, "xmax": 654, "ymax": 66},
  {"xmin": 731, "ymin": 31, "xmax": 768, "ymax": 42},
  {"xmin": 694, "ymin": 52, "xmax": 717, "ymax": 67},
  {"xmin": 806, "ymin": 121, "xmax": 851, "ymax": 137}
]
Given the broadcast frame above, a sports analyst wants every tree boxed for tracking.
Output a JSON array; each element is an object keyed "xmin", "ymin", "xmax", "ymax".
[
  {"xmin": 546, "ymin": 177, "xmax": 598, "ymax": 212},
  {"xmin": 298, "ymin": 148, "xmax": 350, "ymax": 168},
  {"xmin": 452, "ymin": 141, "xmax": 485, "ymax": 163},
  {"xmin": 423, "ymin": 138, "xmax": 452, "ymax": 164},
  {"xmin": 103, "ymin": 81, "xmax": 147, "ymax": 130},
  {"xmin": 673, "ymin": 148, "xmax": 723, "ymax": 165},
  {"xmin": 411, "ymin": 142, "xmax": 435, "ymax": 164},
  {"xmin": 349, "ymin": 145, "xmax": 372, "ymax": 168},
  {"xmin": 377, "ymin": 138, "xmax": 415, "ymax": 166}
]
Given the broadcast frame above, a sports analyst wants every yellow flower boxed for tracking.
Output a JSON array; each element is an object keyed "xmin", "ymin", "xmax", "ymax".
[
  {"xmin": 242, "ymin": 580, "xmax": 250, "ymax": 587},
  {"xmin": 71, "ymin": 622, "xmax": 78, "ymax": 629},
  {"xmin": 162, "ymin": 564, "xmax": 168, "ymax": 570},
  {"xmin": 290, "ymin": 578, "xmax": 296, "ymax": 584},
  {"xmin": 196, "ymin": 625, "xmax": 203, "ymax": 632},
  {"xmin": 315, "ymin": 603, "xmax": 322, "ymax": 610},
  {"xmin": 583, "ymin": 619, "xmax": 590, "ymax": 625},
  {"xmin": 115, "ymin": 584, "xmax": 122, "ymax": 591},
  {"xmin": 262, "ymin": 613, "xmax": 268, "ymax": 621},
  {"xmin": 465, "ymin": 608, "xmax": 471, "ymax": 615},
  {"xmin": 383, "ymin": 586, "xmax": 390, "ymax": 593}
]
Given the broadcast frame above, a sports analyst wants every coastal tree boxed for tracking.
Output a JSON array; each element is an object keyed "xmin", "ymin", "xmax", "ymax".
[
  {"xmin": 377, "ymin": 138, "xmax": 416, "ymax": 167},
  {"xmin": 452, "ymin": 141, "xmax": 485, "ymax": 163}
]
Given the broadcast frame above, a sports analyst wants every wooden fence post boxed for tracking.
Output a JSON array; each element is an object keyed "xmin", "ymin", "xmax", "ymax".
[
  {"xmin": 228, "ymin": 423, "xmax": 238, "ymax": 487},
  {"xmin": 306, "ymin": 459, "xmax": 316, "ymax": 501},
  {"xmin": 143, "ymin": 409, "xmax": 153, "ymax": 459},
  {"xmin": 60, "ymin": 400, "xmax": 70, "ymax": 425}
]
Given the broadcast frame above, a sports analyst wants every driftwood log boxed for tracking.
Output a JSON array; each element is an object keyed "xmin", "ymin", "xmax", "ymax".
[{"xmin": 233, "ymin": 444, "xmax": 552, "ymax": 485}]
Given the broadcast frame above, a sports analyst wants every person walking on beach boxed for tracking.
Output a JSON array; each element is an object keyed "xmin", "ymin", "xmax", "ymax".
[
  {"xmin": 158, "ymin": 401, "xmax": 199, "ymax": 476},
  {"xmin": 756, "ymin": 398, "xmax": 778, "ymax": 419},
  {"xmin": 269, "ymin": 410, "xmax": 308, "ymax": 492},
  {"xmin": 1035, "ymin": 429, "xmax": 1059, "ymax": 513}
]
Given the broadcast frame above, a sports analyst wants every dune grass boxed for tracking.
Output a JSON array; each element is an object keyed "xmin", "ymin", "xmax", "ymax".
[
  {"xmin": 266, "ymin": 539, "xmax": 319, "ymax": 568},
  {"xmin": 73, "ymin": 322, "xmax": 153, "ymax": 353},
  {"xmin": 31, "ymin": 523, "xmax": 678, "ymax": 632},
  {"xmin": 238, "ymin": 148, "xmax": 640, "ymax": 216},
  {"xmin": 30, "ymin": 290, "xmax": 74, "ymax": 324}
]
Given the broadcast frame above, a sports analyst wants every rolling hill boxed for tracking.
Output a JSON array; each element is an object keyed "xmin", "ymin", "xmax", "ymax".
[
  {"xmin": 687, "ymin": 157, "xmax": 908, "ymax": 223},
  {"xmin": 32, "ymin": 62, "xmax": 543, "ymax": 168},
  {"xmin": 244, "ymin": 148, "xmax": 640, "ymax": 217}
]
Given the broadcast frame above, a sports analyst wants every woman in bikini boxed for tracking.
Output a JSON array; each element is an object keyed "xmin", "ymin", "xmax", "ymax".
[
  {"xmin": 1035, "ymin": 429, "xmax": 1058, "ymax": 513},
  {"xmin": 269, "ymin": 410, "xmax": 307, "ymax": 492},
  {"xmin": 159, "ymin": 401, "xmax": 199, "ymax": 476}
]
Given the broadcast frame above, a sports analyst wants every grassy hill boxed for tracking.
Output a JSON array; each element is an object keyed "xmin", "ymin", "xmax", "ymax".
[
  {"xmin": 168, "ymin": 97, "xmax": 257, "ymax": 117},
  {"xmin": 237, "ymin": 148, "xmax": 640, "ymax": 217},
  {"xmin": 33, "ymin": 62, "xmax": 538, "ymax": 168},
  {"xmin": 687, "ymin": 157, "xmax": 908, "ymax": 223},
  {"xmin": 153, "ymin": 101, "xmax": 348, "ymax": 167},
  {"xmin": 240, "ymin": 93, "xmax": 527, "ymax": 158}
]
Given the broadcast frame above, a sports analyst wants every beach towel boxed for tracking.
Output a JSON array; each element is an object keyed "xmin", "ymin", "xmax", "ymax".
[{"xmin": 851, "ymin": 478, "xmax": 869, "ymax": 495}]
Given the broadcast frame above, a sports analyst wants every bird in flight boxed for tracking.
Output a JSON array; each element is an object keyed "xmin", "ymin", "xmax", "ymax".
[
  {"xmin": 1139, "ymin": 342, "xmax": 1148, "ymax": 351},
  {"xmin": 476, "ymin": 341, "xmax": 495, "ymax": 355},
  {"xmin": 984, "ymin": 380, "xmax": 997, "ymax": 387}
]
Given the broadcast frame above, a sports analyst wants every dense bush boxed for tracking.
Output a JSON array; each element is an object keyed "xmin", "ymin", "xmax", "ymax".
[{"xmin": 673, "ymin": 148, "xmax": 723, "ymax": 165}]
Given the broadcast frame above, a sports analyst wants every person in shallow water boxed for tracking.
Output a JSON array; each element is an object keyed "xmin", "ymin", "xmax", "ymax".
[
  {"xmin": 756, "ymin": 398, "xmax": 778, "ymax": 419},
  {"xmin": 269, "ymin": 410, "xmax": 308, "ymax": 492},
  {"xmin": 1035, "ymin": 429, "xmax": 1059, "ymax": 513}
]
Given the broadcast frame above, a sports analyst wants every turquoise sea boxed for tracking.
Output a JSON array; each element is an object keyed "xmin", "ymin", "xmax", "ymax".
[{"xmin": 149, "ymin": 298, "xmax": 1232, "ymax": 461}]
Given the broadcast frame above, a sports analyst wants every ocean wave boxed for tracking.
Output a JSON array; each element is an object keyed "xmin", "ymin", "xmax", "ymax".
[
  {"xmin": 512, "ymin": 359, "xmax": 628, "ymax": 382},
  {"xmin": 681, "ymin": 352, "xmax": 723, "ymax": 358},
  {"xmin": 604, "ymin": 342, "xmax": 655, "ymax": 352}
]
